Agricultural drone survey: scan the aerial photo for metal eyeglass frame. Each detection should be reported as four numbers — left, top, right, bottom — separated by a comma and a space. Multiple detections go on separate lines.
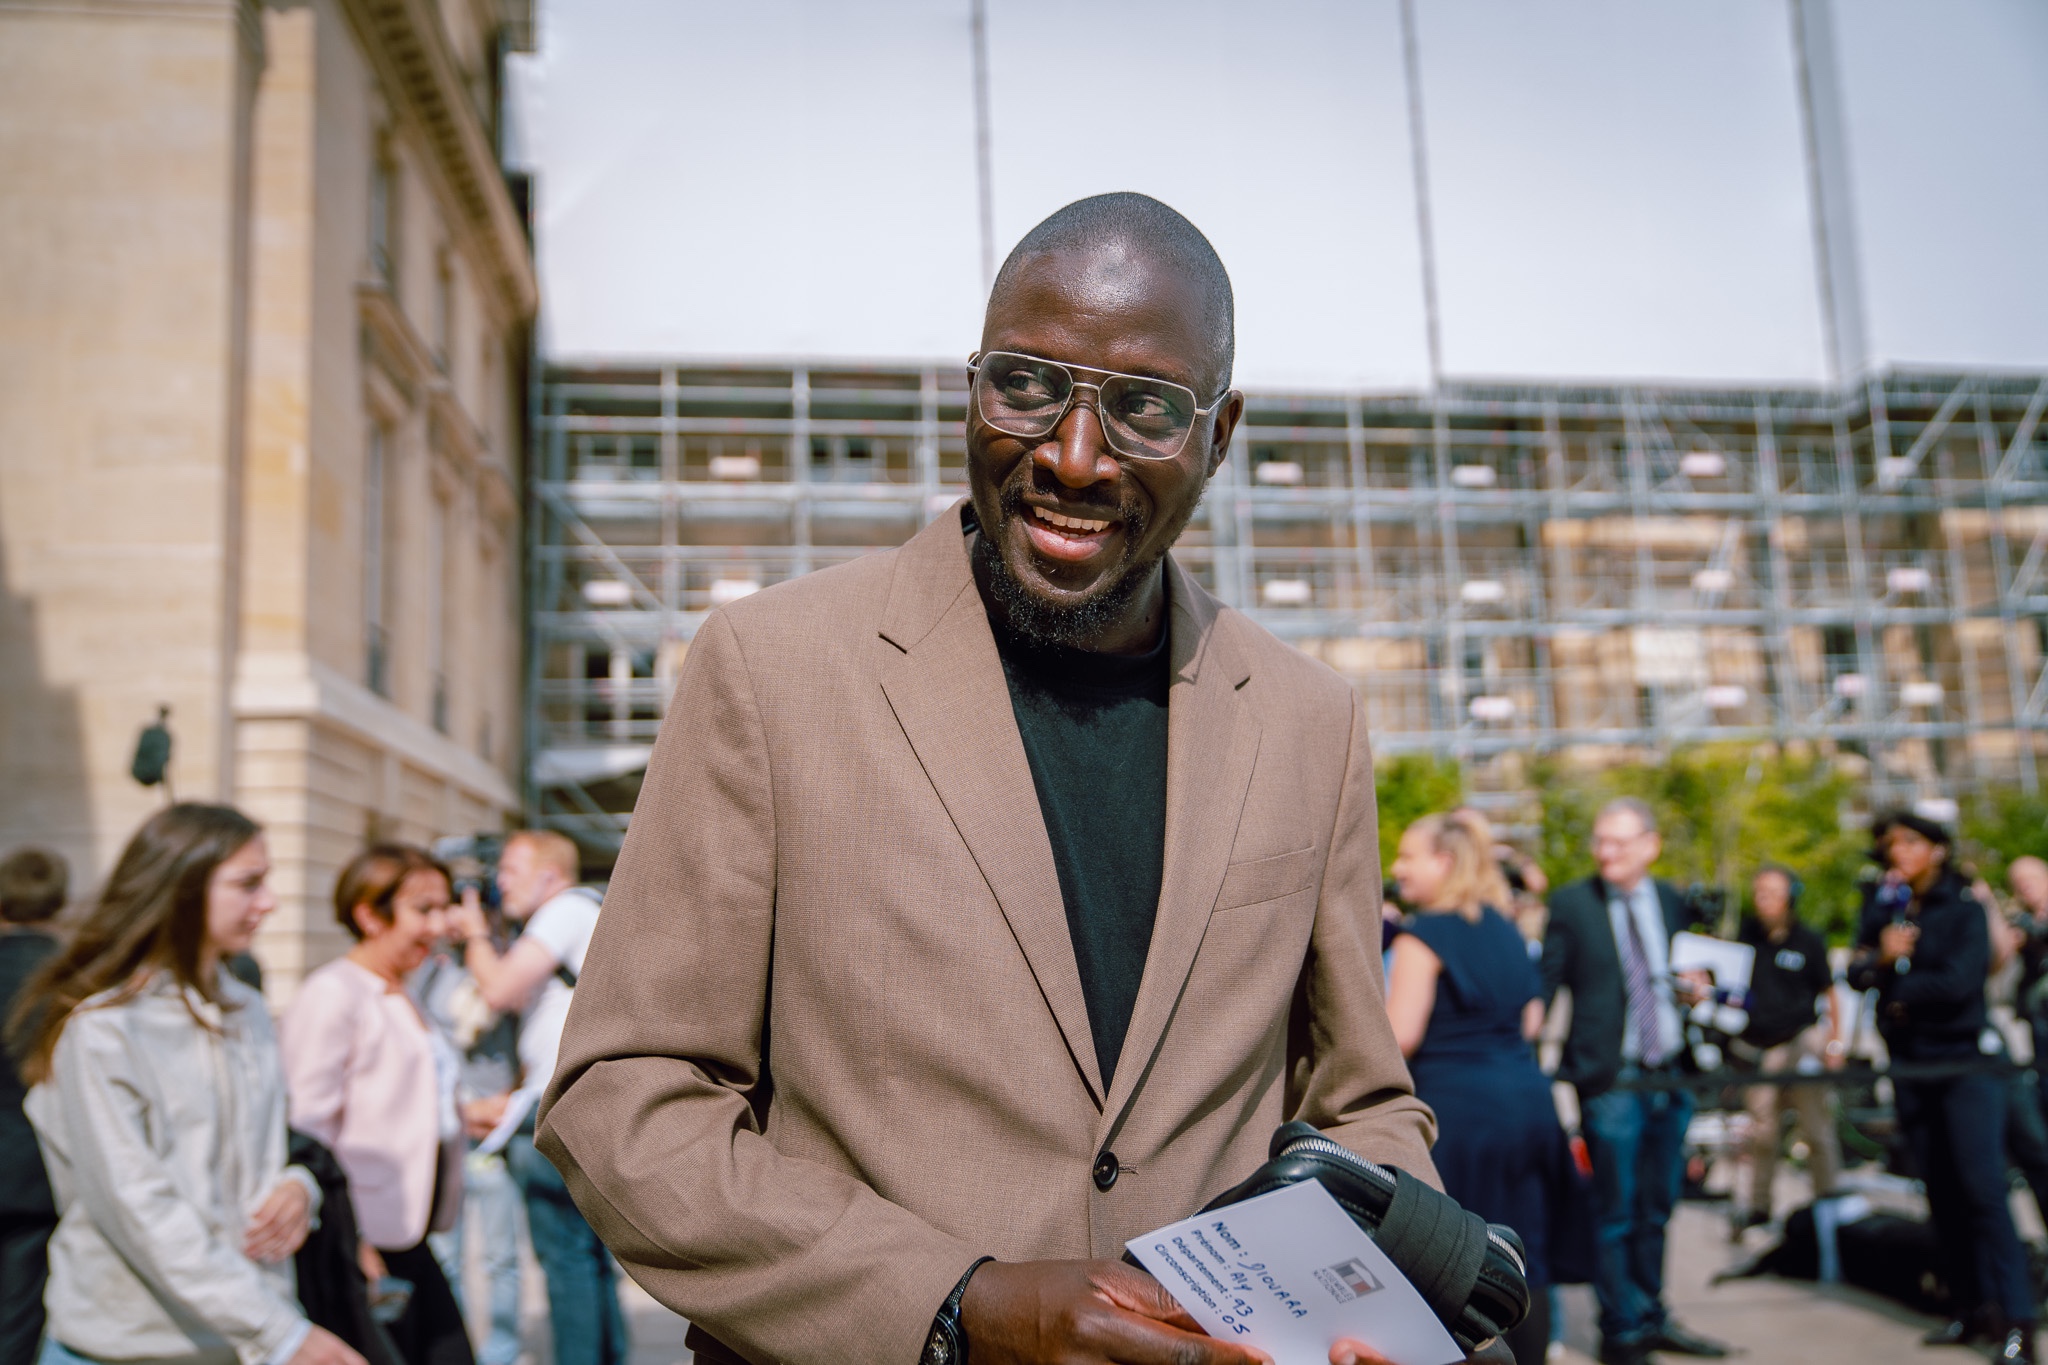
966, 350, 1228, 461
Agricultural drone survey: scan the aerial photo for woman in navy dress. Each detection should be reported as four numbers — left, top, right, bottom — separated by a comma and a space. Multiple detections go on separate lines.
1388, 811, 1572, 1365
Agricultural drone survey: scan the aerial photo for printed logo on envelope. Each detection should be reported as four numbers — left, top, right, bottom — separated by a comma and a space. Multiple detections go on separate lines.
1315, 1258, 1384, 1304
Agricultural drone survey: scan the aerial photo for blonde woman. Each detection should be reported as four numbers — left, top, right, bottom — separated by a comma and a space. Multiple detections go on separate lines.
1387, 812, 1568, 1365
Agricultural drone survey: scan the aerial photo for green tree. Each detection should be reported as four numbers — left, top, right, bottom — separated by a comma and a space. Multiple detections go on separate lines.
1530, 745, 1866, 941
1961, 787, 2048, 887
1374, 753, 1463, 874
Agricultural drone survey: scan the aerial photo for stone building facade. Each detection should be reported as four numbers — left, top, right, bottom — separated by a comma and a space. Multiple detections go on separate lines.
0, 0, 534, 996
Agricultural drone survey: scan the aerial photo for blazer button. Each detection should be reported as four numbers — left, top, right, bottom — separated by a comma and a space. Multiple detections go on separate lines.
1093, 1151, 1119, 1191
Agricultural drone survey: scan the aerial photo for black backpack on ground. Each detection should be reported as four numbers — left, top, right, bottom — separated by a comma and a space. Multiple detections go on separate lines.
1718, 1200, 1950, 1315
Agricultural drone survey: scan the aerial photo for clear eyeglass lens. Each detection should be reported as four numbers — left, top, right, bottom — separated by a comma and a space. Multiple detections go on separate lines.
977, 354, 1072, 435
1099, 376, 1196, 456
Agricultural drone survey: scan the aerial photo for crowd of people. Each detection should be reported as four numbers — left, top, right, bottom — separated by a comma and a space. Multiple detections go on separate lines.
0, 813, 622, 1365
11, 789, 2048, 1365
1382, 795, 2048, 1365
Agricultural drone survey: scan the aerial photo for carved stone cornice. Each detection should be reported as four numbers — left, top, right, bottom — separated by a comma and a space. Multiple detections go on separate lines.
342, 0, 537, 322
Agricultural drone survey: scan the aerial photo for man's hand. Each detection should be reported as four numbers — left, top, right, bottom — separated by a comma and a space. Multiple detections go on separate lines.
358, 1239, 387, 1287
285, 1326, 368, 1365
960, 1259, 1271, 1365
1672, 968, 1713, 1007
450, 887, 491, 943
1878, 922, 1918, 966
243, 1177, 312, 1263
462, 1092, 512, 1140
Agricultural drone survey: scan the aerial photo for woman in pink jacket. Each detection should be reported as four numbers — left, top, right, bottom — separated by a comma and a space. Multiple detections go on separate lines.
282, 845, 471, 1365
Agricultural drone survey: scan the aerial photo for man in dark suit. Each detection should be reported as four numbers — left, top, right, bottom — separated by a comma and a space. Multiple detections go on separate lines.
1541, 800, 1725, 1365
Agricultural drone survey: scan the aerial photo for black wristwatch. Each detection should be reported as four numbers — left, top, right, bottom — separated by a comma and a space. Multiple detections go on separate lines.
921, 1257, 994, 1365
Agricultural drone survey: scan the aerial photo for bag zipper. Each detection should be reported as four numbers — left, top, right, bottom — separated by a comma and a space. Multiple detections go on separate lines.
1278, 1133, 1529, 1279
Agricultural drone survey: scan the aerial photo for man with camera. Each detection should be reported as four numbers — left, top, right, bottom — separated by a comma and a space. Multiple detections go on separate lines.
1540, 799, 1726, 1365
453, 830, 625, 1365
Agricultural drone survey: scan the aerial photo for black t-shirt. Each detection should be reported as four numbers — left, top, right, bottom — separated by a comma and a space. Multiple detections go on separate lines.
994, 622, 1170, 1088
1738, 918, 1833, 1049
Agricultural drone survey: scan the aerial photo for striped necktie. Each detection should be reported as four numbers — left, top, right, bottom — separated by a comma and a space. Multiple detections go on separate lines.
1618, 893, 1668, 1067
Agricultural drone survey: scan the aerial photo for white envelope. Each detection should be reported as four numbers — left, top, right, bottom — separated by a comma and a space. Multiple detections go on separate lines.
1127, 1179, 1465, 1365
1669, 931, 1755, 993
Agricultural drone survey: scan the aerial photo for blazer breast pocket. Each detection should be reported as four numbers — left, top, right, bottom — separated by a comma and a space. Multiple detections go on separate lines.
1213, 845, 1319, 913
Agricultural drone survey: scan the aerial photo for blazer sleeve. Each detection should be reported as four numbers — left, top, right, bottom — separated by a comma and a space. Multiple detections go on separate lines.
1540, 894, 1577, 1008
51, 1014, 307, 1365
536, 610, 975, 1365
1289, 688, 1441, 1185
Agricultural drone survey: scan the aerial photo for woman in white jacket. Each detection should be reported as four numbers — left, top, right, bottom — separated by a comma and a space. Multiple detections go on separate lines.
11, 803, 363, 1365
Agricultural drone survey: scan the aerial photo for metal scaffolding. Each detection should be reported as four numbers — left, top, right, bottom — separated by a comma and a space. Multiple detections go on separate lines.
528, 363, 2048, 859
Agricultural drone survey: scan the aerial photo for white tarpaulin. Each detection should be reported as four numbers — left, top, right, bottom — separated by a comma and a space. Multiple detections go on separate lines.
506, 0, 2048, 387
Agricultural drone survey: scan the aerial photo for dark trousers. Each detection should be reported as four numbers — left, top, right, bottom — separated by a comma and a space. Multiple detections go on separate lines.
376, 1240, 476, 1365
0, 1214, 54, 1365
507, 1135, 627, 1365
1580, 1077, 1693, 1347
2006, 1067, 2048, 1225
1896, 1070, 2036, 1326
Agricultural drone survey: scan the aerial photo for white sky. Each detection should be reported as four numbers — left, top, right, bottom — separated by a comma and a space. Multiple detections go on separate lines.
506, 0, 2048, 391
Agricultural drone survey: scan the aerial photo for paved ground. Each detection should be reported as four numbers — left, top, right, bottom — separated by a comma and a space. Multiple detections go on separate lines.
1550, 1198, 1951, 1364
476, 1172, 2026, 1365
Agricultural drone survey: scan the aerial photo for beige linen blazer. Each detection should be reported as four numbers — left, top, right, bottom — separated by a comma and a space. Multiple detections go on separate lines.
539, 505, 1437, 1365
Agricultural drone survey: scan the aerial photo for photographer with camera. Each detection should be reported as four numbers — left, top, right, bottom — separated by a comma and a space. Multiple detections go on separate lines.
1540, 799, 1726, 1365
1848, 811, 2034, 1362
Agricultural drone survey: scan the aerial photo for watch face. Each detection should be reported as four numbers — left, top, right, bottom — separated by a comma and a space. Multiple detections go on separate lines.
923, 1326, 954, 1365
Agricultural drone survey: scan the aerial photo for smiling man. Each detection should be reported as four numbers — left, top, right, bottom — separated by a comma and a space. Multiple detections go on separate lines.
537, 194, 1439, 1365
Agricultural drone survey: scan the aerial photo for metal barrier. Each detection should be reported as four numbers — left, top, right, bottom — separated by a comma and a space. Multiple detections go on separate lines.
1601, 1056, 2018, 1093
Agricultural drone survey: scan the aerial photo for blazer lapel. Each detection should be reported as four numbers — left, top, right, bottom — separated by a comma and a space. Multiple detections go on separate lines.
876, 511, 1105, 1104
1098, 559, 1260, 1140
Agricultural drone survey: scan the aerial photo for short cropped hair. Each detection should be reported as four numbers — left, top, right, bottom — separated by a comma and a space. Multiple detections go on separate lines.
991, 192, 1236, 394
505, 829, 580, 882
333, 843, 451, 940
0, 847, 68, 924
1595, 797, 1659, 835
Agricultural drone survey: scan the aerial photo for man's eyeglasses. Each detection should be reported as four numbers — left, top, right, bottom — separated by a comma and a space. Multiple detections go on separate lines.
967, 351, 1226, 462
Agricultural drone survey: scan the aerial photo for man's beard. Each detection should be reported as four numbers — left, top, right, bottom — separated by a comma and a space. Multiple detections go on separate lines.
972, 480, 1163, 650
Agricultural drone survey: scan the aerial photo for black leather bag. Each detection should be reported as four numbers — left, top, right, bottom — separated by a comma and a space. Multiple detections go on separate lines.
1198, 1122, 1531, 1356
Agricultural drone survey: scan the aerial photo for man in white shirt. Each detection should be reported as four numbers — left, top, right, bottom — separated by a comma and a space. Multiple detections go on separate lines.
1540, 799, 1723, 1365
454, 830, 623, 1365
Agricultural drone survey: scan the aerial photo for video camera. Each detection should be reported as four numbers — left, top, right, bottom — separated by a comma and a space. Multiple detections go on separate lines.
1678, 882, 1727, 932
432, 832, 505, 912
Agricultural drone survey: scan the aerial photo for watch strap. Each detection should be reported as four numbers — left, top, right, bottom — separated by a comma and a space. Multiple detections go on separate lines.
922, 1256, 994, 1365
